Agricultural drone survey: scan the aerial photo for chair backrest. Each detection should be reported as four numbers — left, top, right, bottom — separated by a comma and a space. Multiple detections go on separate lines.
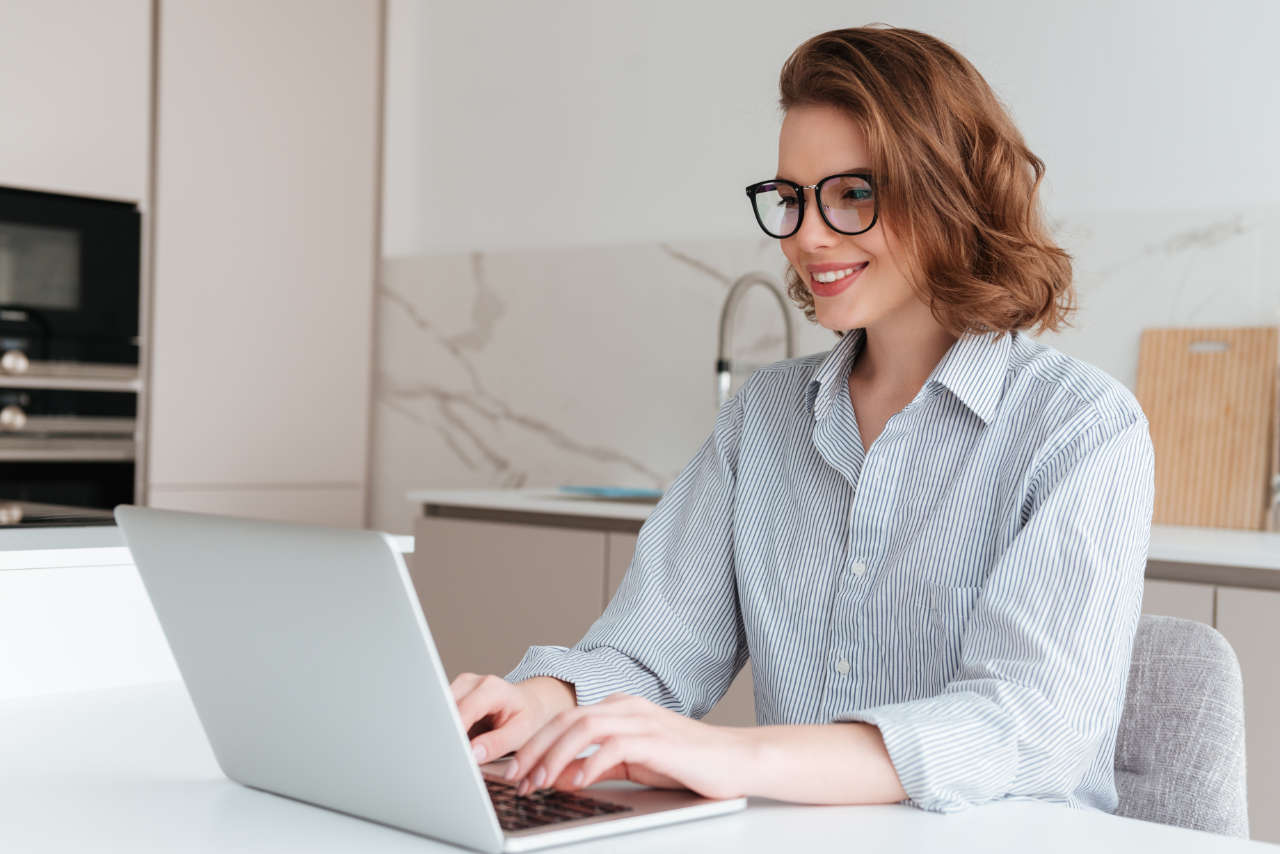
1113, 614, 1248, 838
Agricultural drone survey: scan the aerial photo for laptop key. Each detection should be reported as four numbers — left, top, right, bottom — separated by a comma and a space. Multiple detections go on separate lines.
485, 779, 632, 831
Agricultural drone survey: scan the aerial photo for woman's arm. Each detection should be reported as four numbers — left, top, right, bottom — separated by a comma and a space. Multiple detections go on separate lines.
500, 692, 907, 802
746, 722, 908, 804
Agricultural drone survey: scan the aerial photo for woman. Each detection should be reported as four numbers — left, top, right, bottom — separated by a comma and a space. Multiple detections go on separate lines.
448, 25, 1154, 813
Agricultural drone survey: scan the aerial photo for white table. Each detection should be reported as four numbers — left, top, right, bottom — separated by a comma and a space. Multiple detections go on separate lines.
1, 681, 1272, 853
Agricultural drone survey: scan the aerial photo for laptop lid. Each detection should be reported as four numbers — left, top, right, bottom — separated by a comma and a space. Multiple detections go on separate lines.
115, 505, 505, 854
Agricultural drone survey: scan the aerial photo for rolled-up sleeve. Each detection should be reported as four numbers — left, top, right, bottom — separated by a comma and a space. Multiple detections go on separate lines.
504, 380, 750, 720
837, 412, 1156, 813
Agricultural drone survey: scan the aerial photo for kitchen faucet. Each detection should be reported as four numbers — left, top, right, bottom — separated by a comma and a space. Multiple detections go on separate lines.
716, 272, 795, 407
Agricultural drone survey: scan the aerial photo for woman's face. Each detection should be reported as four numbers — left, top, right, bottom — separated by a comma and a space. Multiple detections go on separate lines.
777, 103, 919, 333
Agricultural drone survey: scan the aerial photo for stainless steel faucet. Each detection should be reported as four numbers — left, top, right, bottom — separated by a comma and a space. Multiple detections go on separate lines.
716, 272, 795, 407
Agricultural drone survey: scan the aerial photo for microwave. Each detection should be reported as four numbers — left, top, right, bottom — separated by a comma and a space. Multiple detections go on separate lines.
0, 185, 140, 366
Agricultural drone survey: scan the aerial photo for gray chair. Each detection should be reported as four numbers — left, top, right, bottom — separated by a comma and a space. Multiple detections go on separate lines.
1113, 614, 1249, 838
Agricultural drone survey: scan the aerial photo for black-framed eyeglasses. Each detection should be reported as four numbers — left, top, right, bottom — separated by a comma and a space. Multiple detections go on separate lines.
744, 172, 878, 239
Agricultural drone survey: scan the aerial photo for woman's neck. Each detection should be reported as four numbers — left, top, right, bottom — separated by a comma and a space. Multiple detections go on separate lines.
851, 307, 959, 399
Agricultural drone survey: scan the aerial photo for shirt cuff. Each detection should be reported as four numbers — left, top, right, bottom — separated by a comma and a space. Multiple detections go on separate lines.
504, 644, 672, 708
835, 692, 1019, 813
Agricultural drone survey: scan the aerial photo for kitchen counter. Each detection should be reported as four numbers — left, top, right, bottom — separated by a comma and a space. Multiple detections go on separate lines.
0, 522, 413, 572
410, 488, 1280, 587
0, 524, 130, 571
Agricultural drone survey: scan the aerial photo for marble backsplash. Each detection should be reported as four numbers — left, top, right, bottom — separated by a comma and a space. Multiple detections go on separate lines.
370, 208, 1280, 533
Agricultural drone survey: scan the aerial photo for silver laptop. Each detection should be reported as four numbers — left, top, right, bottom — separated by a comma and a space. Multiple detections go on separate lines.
115, 505, 746, 853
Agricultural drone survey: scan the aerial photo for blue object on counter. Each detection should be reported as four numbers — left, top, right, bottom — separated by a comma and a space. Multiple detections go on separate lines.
557, 485, 664, 500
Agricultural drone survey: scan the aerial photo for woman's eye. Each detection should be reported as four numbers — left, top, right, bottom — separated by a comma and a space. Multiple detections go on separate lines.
778, 196, 799, 208
844, 188, 873, 201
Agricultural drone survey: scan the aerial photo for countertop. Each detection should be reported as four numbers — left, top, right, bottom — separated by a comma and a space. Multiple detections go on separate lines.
410, 488, 1280, 578
0, 524, 413, 572
0, 524, 130, 571
410, 487, 655, 522
1, 679, 1269, 853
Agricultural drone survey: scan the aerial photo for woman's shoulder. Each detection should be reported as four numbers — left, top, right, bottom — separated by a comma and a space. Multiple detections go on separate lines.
751, 350, 830, 381
1004, 331, 1147, 432
728, 350, 829, 403
999, 333, 1152, 483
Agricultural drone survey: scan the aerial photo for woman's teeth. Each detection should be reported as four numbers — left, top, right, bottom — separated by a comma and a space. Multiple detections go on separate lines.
813, 265, 862, 283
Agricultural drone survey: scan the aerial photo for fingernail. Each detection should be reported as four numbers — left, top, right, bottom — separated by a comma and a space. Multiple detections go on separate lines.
531, 766, 546, 788
472, 744, 486, 763
573, 771, 584, 787
503, 760, 519, 781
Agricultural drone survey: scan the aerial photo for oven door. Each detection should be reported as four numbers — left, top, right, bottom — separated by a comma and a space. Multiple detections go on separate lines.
0, 461, 133, 509
0, 185, 140, 366
0, 385, 136, 509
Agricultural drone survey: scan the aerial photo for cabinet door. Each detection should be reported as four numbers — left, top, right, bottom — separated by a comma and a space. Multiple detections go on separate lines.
148, 0, 380, 521
606, 530, 755, 726
0, 0, 150, 201
410, 516, 606, 680
1216, 587, 1280, 843
1141, 579, 1215, 625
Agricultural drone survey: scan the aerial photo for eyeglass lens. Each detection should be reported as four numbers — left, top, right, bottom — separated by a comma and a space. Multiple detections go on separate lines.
751, 175, 874, 238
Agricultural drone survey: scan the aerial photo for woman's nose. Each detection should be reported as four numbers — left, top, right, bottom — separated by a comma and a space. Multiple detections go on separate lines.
793, 188, 837, 249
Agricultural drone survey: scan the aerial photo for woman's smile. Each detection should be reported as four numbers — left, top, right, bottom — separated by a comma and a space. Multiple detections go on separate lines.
809, 261, 868, 297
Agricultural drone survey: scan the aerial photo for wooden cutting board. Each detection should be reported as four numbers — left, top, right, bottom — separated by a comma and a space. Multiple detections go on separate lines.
1135, 326, 1279, 531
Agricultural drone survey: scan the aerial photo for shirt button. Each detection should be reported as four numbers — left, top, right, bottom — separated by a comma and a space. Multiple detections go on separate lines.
835, 658, 851, 675
850, 560, 867, 577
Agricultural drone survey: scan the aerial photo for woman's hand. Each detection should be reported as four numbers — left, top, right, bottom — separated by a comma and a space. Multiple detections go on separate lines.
503, 693, 756, 801
450, 673, 576, 765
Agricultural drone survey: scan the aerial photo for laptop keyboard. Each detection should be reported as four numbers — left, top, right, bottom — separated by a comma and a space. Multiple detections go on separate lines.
485, 778, 633, 831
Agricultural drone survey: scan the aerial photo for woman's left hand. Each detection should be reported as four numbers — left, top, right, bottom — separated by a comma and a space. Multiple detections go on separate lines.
502, 693, 755, 801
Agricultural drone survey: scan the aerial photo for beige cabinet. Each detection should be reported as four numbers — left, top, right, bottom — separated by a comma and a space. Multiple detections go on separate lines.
146, 0, 381, 524
410, 516, 606, 680
415, 515, 756, 725
0, 0, 151, 201
1141, 579, 1215, 625
1215, 587, 1280, 844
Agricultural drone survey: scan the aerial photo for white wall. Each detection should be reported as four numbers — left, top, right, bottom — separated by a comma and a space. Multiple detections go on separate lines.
383, 0, 1280, 256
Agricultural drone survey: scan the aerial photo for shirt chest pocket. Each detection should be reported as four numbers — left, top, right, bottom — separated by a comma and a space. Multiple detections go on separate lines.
876, 581, 982, 699
925, 582, 982, 685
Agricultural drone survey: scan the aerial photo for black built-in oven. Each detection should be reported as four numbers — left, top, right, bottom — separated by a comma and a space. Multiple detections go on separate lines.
0, 186, 141, 510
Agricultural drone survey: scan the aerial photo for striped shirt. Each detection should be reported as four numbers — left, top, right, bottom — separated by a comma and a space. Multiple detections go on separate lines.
505, 326, 1155, 814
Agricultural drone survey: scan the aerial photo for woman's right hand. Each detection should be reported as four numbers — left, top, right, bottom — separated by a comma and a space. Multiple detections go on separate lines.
449, 673, 577, 766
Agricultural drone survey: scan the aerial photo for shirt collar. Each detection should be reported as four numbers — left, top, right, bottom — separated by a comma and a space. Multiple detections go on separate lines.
807, 327, 1013, 425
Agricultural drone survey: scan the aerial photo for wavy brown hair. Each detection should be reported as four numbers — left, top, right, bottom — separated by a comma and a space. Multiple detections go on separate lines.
778, 26, 1075, 337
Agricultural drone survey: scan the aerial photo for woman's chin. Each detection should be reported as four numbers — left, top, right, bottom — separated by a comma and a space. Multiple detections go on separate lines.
813, 301, 863, 333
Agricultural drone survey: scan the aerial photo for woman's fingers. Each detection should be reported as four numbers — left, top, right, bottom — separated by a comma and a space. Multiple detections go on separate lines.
551, 754, 627, 789
551, 734, 686, 792
512, 707, 645, 795
574, 734, 645, 789
471, 710, 538, 765
448, 672, 484, 702
454, 674, 548, 764
454, 675, 514, 733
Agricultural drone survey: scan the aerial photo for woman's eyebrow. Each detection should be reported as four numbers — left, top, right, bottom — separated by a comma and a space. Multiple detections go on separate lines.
773, 166, 872, 181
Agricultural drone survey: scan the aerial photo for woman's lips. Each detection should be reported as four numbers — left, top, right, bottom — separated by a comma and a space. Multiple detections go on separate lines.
810, 262, 868, 297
